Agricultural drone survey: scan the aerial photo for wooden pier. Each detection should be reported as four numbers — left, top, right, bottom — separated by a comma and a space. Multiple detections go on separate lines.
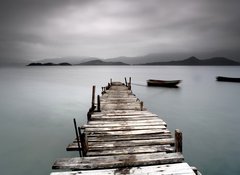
51, 79, 199, 175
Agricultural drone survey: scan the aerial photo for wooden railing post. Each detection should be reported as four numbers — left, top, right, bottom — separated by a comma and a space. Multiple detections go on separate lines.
125, 77, 128, 86
73, 118, 82, 157
97, 95, 101, 112
175, 129, 183, 153
140, 101, 143, 111
91, 85, 96, 110
78, 127, 88, 157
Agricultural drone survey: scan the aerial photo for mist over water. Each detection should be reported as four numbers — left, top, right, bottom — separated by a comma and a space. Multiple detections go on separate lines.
0, 66, 240, 175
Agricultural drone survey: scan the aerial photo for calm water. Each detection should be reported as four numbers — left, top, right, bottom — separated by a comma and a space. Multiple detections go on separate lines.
0, 66, 240, 175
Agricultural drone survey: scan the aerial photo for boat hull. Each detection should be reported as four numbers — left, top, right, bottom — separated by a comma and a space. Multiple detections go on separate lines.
147, 79, 181, 87
216, 76, 240, 83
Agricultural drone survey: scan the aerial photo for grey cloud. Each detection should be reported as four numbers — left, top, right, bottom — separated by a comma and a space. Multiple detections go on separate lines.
0, 0, 240, 65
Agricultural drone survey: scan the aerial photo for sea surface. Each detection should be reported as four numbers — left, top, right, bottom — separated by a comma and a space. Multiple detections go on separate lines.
0, 66, 240, 175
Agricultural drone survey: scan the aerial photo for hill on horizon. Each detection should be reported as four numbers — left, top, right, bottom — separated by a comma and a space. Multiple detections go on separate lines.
142, 56, 240, 65
78, 59, 128, 65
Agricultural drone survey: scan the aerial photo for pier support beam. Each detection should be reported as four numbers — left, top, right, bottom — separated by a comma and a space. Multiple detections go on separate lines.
73, 118, 82, 157
91, 85, 96, 111
78, 127, 88, 157
175, 129, 183, 153
140, 101, 144, 111
97, 95, 101, 112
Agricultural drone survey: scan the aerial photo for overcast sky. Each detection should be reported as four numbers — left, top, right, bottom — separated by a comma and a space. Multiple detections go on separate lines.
1, 0, 240, 64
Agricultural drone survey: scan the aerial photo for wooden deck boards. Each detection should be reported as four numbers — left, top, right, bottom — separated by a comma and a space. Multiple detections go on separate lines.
51, 81, 198, 175
52, 152, 184, 170
51, 163, 195, 175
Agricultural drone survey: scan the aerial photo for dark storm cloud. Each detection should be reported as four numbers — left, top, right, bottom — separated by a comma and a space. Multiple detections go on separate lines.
0, 0, 240, 65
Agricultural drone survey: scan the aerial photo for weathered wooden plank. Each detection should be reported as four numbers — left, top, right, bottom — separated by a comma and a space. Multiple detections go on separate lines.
86, 133, 172, 142
87, 119, 165, 124
85, 129, 171, 136
90, 115, 159, 121
101, 106, 143, 111
91, 113, 157, 117
92, 111, 154, 116
82, 122, 167, 128
100, 98, 138, 103
51, 163, 195, 175
102, 94, 136, 98
90, 117, 161, 121
52, 152, 184, 170
84, 125, 166, 132
68, 138, 175, 151
87, 145, 175, 156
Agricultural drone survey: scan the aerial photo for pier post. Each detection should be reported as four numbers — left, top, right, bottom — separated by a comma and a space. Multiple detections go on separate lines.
91, 85, 96, 110
97, 95, 101, 112
140, 101, 144, 111
73, 118, 82, 157
110, 78, 112, 85
125, 77, 128, 86
87, 109, 92, 121
78, 127, 88, 157
175, 129, 183, 153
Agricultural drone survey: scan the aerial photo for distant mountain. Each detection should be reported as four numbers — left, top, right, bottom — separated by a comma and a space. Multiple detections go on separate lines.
78, 59, 128, 65
142, 56, 240, 66
27, 62, 72, 66
29, 54, 240, 66
37, 56, 100, 64
105, 53, 173, 65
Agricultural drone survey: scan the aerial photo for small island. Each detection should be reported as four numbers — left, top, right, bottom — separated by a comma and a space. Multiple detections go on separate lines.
27, 62, 72, 66
78, 59, 128, 66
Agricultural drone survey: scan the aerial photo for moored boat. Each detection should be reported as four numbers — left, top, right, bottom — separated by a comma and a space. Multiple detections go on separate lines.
147, 79, 181, 87
216, 76, 240, 83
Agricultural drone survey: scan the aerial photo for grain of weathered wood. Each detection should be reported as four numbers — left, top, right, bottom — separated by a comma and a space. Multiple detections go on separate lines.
82, 122, 167, 129
51, 163, 195, 175
90, 115, 159, 121
90, 117, 161, 121
91, 111, 155, 116
68, 138, 174, 151
85, 133, 172, 142
87, 145, 175, 156
52, 152, 184, 170
91, 113, 158, 117
87, 119, 165, 124
85, 129, 171, 136
84, 125, 166, 132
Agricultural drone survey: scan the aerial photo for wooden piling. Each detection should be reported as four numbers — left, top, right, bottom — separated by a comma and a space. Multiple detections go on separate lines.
140, 101, 144, 111
97, 95, 101, 112
125, 77, 128, 86
78, 127, 87, 157
91, 85, 96, 110
110, 78, 112, 85
73, 118, 82, 157
191, 166, 198, 175
175, 129, 183, 153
